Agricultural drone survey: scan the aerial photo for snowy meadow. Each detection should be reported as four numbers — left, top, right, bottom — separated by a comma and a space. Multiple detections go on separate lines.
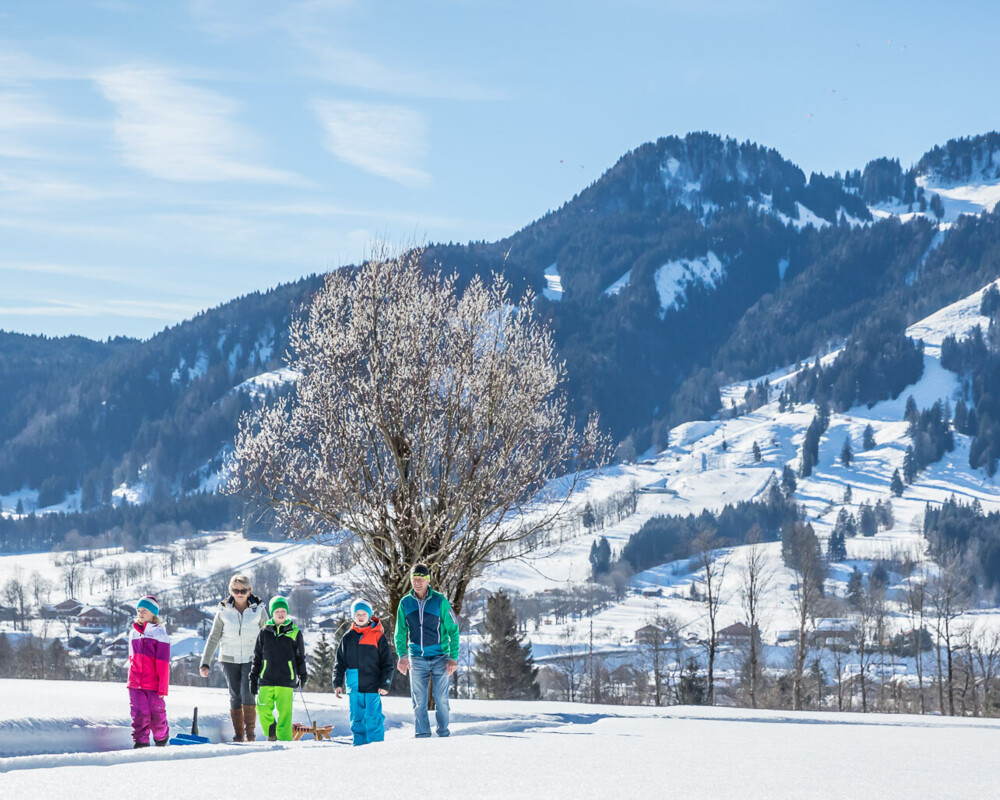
1, 679, 997, 799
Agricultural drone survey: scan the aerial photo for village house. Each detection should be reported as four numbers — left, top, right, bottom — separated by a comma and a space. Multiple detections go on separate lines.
105, 636, 129, 657
634, 623, 671, 644
76, 606, 111, 632
717, 622, 757, 647
810, 618, 855, 648
50, 598, 84, 620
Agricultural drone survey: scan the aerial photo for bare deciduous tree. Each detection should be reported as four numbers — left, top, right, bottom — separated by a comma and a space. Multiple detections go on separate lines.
228, 246, 608, 617
29, 571, 51, 610
3, 576, 27, 631
638, 612, 680, 707
252, 560, 285, 603
738, 524, 772, 709
61, 563, 81, 601
289, 586, 317, 626
902, 555, 928, 713
928, 546, 970, 716
693, 529, 728, 705
782, 522, 826, 711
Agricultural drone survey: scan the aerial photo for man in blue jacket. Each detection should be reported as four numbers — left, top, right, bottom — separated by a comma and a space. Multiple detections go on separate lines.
395, 564, 460, 737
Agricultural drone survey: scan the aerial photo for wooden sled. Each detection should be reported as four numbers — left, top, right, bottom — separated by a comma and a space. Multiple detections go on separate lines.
292, 721, 334, 741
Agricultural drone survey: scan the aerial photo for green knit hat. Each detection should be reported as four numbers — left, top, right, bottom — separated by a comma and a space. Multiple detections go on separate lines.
269, 596, 289, 617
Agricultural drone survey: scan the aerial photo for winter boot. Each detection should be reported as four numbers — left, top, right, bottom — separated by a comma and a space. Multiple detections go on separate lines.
242, 703, 257, 742
133, 741, 149, 749
154, 738, 168, 747
267, 721, 277, 742
230, 706, 246, 742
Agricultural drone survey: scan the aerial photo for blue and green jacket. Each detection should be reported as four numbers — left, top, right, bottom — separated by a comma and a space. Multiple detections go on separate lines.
394, 587, 460, 660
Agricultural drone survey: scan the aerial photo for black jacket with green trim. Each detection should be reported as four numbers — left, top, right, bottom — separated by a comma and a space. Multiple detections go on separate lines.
249, 618, 307, 693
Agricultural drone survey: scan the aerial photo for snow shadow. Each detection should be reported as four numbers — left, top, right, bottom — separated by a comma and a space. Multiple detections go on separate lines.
0, 741, 300, 774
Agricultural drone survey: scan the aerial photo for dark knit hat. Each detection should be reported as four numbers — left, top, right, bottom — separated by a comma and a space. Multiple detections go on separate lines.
410, 563, 432, 579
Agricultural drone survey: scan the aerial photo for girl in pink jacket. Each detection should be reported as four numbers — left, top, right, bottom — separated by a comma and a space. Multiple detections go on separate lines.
127, 595, 170, 747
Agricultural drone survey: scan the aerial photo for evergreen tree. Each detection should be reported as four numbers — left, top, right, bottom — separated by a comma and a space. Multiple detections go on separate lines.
752, 441, 762, 463
0, 633, 12, 677
472, 591, 539, 700
47, 638, 70, 680
834, 508, 857, 539
841, 437, 853, 467
954, 399, 968, 435
308, 633, 335, 692
870, 562, 889, 591
581, 502, 596, 530
589, 537, 611, 580
903, 446, 918, 483
875, 498, 894, 530
904, 396, 919, 432
842, 484, 853, 504
863, 424, 876, 451
827, 530, 847, 561
890, 469, 905, 497
676, 658, 707, 705
858, 502, 878, 537
929, 192, 944, 220
781, 464, 797, 496
847, 569, 864, 609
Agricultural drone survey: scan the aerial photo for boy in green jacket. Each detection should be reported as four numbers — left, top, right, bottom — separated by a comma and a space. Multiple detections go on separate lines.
249, 596, 307, 741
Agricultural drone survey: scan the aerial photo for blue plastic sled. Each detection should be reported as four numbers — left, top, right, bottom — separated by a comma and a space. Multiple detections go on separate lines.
169, 706, 211, 745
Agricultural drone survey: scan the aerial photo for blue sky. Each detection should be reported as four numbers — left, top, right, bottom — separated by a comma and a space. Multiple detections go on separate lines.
3, 0, 999, 340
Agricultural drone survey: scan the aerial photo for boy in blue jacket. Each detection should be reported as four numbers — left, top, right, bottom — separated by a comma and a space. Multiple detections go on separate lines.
334, 599, 396, 745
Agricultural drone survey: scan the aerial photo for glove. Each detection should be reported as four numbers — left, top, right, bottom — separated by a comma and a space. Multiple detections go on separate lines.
298, 673, 308, 688
250, 680, 258, 695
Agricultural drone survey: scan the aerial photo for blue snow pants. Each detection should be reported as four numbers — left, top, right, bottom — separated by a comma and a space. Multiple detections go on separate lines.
347, 668, 385, 745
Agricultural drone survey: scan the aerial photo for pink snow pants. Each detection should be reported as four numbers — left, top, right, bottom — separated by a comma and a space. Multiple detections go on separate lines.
129, 688, 169, 744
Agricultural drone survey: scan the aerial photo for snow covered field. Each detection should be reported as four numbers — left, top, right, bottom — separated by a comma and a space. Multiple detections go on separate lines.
1, 679, 997, 799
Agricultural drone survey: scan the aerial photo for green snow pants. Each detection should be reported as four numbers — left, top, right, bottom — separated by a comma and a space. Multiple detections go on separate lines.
257, 685, 294, 741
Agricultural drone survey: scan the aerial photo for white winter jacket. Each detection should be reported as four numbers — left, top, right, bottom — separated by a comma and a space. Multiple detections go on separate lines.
200, 594, 268, 666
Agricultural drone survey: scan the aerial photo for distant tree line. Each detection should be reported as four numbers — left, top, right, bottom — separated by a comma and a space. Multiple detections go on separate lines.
0, 493, 253, 553
940, 291, 1000, 475
619, 480, 799, 574
789, 316, 924, 411
924, 497, 1000, 590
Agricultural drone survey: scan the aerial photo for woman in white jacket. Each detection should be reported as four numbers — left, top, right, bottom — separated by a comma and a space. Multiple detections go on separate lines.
199, 574, 268, 741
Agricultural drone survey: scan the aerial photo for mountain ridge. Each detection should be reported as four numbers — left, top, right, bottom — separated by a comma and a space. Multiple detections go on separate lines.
5, 130, 1000, 527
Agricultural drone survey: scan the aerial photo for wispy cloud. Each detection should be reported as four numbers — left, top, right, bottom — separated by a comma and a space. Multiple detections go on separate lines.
298, 40, 502, 101
0, 172, 131, 205
0, 92, 65, 128
312, 98, 430, 188
187, 0, 353, 39
0, 45, 81, 84
185, 1, 499, 101
0, 91, 95, 160
0, 297, 204, 321
95, 66, 305, 184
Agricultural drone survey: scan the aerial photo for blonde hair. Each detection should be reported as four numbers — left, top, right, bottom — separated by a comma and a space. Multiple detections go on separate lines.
230, 574, 252, 593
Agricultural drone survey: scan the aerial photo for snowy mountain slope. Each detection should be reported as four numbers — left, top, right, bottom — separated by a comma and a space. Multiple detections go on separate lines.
3, 679, 999, 799
2, 281, 1000, 678
478, 278, 1000, 652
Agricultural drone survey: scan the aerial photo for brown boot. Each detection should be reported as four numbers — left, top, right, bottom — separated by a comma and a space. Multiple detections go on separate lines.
242, 704, 257, 742
230, 707, 245, 742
